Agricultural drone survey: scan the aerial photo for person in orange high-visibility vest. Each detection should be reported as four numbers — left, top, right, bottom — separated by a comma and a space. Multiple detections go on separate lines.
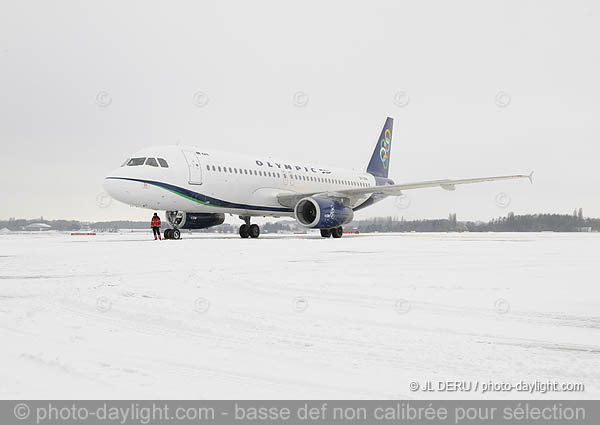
151, 213, 162, 240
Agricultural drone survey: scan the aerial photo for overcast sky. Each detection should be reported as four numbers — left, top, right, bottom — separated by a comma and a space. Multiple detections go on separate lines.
1, 0, 599, 222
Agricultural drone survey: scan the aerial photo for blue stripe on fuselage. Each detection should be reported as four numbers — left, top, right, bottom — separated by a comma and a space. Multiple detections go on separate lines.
105, 177, 294, 213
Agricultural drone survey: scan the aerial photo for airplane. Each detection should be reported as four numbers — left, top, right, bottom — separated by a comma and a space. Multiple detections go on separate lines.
103, 117, 532, 239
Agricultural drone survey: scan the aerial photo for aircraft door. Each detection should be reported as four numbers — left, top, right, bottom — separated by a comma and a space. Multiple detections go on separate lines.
182, 150, 203, 185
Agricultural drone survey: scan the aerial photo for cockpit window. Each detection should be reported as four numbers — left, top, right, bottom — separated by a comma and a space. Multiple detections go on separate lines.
121, 158, 130, 167
127, 157, 146, 166
145, 158, 159, 167
157, 158, 169, 168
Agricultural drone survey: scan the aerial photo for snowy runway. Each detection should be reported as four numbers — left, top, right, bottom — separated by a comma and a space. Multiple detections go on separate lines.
1, 232, 599, 399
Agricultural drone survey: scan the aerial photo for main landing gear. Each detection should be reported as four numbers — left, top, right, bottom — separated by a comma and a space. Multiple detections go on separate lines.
164, 228, 181, 240
239, 216, 260, 239
320, 227, 344, 238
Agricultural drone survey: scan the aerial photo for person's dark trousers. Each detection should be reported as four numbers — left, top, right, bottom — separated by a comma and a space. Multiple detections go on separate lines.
152, 227, 161, 240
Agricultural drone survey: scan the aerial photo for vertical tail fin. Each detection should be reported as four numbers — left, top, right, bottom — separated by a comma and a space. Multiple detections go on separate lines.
366, 117, 393, 178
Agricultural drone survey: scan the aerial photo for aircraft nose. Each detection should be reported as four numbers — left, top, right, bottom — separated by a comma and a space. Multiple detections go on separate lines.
103, 175, 128, 203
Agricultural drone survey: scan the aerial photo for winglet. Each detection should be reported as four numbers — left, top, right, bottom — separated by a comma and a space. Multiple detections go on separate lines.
528, 171, 534, 184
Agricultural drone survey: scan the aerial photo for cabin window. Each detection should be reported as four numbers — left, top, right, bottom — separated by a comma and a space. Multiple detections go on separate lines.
127, 158, 146, 166
218, 166, 222, 172
206, 165, 211, 171
229, 167, 233, 173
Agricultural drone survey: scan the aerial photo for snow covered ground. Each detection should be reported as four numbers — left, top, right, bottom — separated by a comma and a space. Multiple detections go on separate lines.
1, 231, 599, 399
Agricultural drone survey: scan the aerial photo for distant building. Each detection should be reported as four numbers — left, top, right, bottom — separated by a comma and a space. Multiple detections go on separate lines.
23, 223, 52, 231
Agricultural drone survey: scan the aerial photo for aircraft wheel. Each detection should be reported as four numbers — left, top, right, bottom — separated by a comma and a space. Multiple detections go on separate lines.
331, 227, 343, 238
172, 229, 181, 240
320, 229, 332, 238
164, 229, 172, 239
239, 224, 250, 238
249, 224, 260, 238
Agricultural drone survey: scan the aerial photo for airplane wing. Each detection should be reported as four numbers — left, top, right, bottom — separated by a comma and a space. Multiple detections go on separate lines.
276, 172, 533, 208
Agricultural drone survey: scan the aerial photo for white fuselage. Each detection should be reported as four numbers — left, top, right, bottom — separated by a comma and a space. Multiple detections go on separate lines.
104, 145, 378, 217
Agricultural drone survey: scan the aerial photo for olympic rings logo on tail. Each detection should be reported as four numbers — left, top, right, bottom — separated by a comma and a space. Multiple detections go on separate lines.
379, 128, 391, 169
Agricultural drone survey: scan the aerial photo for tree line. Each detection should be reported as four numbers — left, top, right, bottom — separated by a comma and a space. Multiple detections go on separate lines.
1, 210, 597, 233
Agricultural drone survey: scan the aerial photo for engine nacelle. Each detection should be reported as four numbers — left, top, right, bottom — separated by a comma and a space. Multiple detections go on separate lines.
166, 211, 225, 230
294, 197, 354, 229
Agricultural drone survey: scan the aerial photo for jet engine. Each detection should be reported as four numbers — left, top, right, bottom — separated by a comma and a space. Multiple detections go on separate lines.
294, 197, 354, 229
166, 211, 225, 229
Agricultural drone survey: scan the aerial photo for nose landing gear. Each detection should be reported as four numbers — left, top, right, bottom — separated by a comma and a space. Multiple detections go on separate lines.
164, 228, 181, 240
